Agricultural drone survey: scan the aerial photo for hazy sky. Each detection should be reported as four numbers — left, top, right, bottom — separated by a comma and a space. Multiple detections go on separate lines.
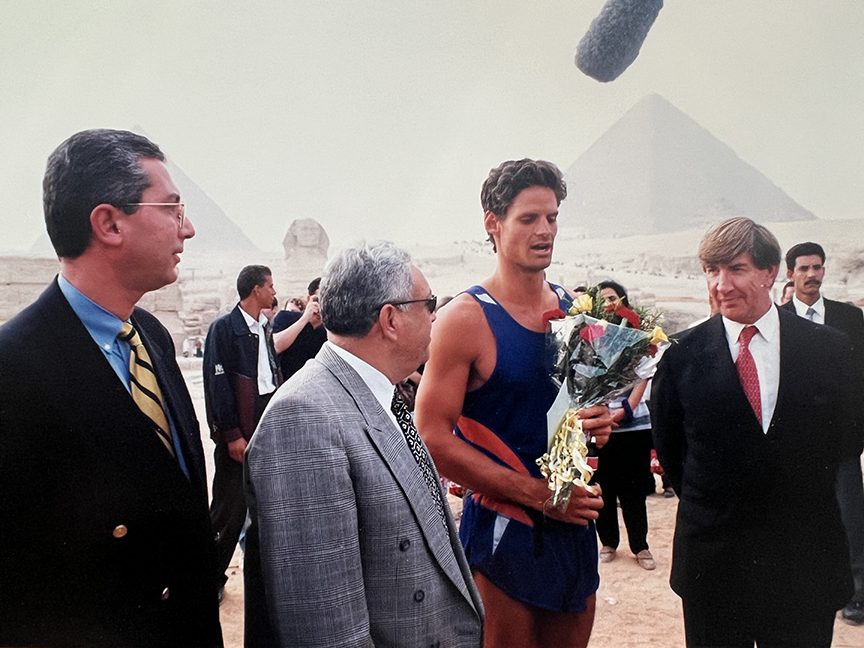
2, 0, 862, 254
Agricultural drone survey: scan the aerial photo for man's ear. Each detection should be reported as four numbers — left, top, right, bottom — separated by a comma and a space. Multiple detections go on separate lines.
484, 210, 502, 252
786, 267, 794, 280
483, 210, 500, 239
377, 304, 399, 342
89, 204, 125, 247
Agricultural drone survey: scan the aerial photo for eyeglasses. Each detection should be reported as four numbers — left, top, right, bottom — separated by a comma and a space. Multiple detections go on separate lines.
380, 295, 437, 314
126, 202, 186, 229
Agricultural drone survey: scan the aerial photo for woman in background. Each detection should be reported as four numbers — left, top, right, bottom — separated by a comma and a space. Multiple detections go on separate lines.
593, 281, 657, 570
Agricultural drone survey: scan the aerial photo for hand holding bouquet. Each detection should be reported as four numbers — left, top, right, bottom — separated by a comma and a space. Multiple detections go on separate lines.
537, 288, 670, 511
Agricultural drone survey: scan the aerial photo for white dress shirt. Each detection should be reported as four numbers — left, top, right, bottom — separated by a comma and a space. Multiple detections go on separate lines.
722, 306, 781, 433
328, 342, 400, 430
240, 307, 277, 395
791, 294, 825, 324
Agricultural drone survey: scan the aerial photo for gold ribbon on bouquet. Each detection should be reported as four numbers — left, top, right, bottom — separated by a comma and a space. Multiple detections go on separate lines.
536, 408, 598, 512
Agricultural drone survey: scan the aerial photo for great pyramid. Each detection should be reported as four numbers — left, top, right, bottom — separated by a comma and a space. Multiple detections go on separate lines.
162, 158, 260, 256
559, 93, 816, 238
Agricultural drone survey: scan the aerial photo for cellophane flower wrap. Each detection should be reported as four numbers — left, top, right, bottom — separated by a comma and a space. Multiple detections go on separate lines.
537, 291, 670, 511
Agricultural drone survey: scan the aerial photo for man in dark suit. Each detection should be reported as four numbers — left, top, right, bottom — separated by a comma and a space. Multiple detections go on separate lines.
782, 241, 864, 626
203, 264, 280, 596
0, 129, 223, 647
244, 243, 483, 647
651, 217, 860, 647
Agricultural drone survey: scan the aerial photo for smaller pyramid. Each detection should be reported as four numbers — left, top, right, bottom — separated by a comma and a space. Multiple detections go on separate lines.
30, 145, 261, 257
559, 93, 815, 237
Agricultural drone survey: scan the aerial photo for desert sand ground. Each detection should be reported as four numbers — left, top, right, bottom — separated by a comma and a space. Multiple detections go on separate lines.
180, 362, 863, 648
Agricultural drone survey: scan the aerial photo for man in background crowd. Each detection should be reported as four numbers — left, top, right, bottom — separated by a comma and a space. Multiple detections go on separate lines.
203, 265, 280, 601
273, 276, 327, 381
782, 241, 864, 626
0, 129, 222, 647
778, 280, 795, 305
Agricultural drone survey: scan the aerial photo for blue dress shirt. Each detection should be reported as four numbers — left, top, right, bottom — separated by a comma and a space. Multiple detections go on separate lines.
58, 275, 189, 477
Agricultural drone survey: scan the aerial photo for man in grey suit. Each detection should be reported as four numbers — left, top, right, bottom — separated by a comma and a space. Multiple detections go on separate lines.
244, 242, 484, 647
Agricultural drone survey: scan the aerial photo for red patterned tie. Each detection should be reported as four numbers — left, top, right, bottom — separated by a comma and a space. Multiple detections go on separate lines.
736, 325, 762, 424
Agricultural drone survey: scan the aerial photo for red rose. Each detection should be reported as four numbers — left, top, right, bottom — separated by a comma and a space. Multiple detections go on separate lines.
579, 324, 606, 343
542, 309, 567, 328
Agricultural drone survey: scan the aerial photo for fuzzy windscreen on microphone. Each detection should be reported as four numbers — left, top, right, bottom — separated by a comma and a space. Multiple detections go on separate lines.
575, 0, 664, 83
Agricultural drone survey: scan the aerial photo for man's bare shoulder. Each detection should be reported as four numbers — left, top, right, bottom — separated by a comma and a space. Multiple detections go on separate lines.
438, 291, 483, 321
433, 293, 488, 345
429, 291, 496, 385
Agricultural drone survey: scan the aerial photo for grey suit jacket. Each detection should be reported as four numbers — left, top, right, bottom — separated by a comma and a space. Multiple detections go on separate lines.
245, 344, 483, 648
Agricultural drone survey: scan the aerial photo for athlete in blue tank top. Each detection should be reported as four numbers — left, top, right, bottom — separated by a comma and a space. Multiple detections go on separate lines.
416, 159, 612, 648
455, 284, 600, 612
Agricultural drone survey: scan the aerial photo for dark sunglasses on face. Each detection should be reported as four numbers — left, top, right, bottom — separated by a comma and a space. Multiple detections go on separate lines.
379, 295, 437, 314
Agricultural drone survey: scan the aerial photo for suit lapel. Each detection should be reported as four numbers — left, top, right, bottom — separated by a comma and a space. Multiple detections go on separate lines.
44, 282, 191, 485
133, 311, 207, 490
317, 345, 476, 607
823, 299, 842, 329
695, 315, 765, 432
771, 308, 807, 435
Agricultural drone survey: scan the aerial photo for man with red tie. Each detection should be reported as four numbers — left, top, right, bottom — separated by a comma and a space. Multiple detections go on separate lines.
651, 217, 861, 648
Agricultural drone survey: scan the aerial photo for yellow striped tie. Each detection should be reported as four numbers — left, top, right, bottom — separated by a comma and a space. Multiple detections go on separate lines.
119, 322, 175, 458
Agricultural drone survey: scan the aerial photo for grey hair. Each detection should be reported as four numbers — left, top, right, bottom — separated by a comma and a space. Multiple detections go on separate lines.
320, 242, 414, 337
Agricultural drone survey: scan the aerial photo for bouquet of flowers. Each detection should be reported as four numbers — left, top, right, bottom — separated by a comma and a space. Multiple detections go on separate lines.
537, 287, 670, 511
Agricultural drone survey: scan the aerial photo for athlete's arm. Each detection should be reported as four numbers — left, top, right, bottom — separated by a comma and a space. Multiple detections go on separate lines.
415, 295, 605, 526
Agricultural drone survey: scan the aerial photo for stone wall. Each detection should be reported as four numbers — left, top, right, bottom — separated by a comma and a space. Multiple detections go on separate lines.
0, 257, 60, 323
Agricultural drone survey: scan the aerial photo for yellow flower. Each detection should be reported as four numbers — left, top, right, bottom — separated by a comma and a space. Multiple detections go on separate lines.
572, 293, 593, 314
650, 326, 668, 345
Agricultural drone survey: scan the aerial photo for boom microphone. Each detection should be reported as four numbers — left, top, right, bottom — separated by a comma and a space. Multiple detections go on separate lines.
575, 0, 664, 83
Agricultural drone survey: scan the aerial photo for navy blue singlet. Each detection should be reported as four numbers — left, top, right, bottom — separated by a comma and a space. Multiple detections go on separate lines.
455, 284, 600, 613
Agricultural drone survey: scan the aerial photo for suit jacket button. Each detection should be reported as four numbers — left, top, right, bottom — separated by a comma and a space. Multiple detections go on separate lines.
413, 589, 425, 602
112, 525, 128, 538
161, 587, 170, 601
399, 538, 411, 551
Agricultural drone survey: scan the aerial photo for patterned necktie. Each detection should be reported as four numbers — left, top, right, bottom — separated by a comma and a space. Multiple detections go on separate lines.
390, 389, 447, 528
119, 322, 175, 458
736, 325, 762, 425
263, 321, 280, 385
806, 307, 817, 322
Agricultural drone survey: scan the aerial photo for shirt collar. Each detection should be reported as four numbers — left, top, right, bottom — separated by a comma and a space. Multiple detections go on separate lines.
239, 305, 267, 330
58, 274, 126, 352
327, 342, 395, 415
723, 304, 780, 346
791, 294, 824, 318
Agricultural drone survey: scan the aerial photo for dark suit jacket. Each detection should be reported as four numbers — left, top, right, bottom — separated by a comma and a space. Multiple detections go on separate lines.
782, 297, 864, 377
651, 308, 858, 612
203, 304, 280, 445
783, 298, 864, 456
0, 279, 222, 647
